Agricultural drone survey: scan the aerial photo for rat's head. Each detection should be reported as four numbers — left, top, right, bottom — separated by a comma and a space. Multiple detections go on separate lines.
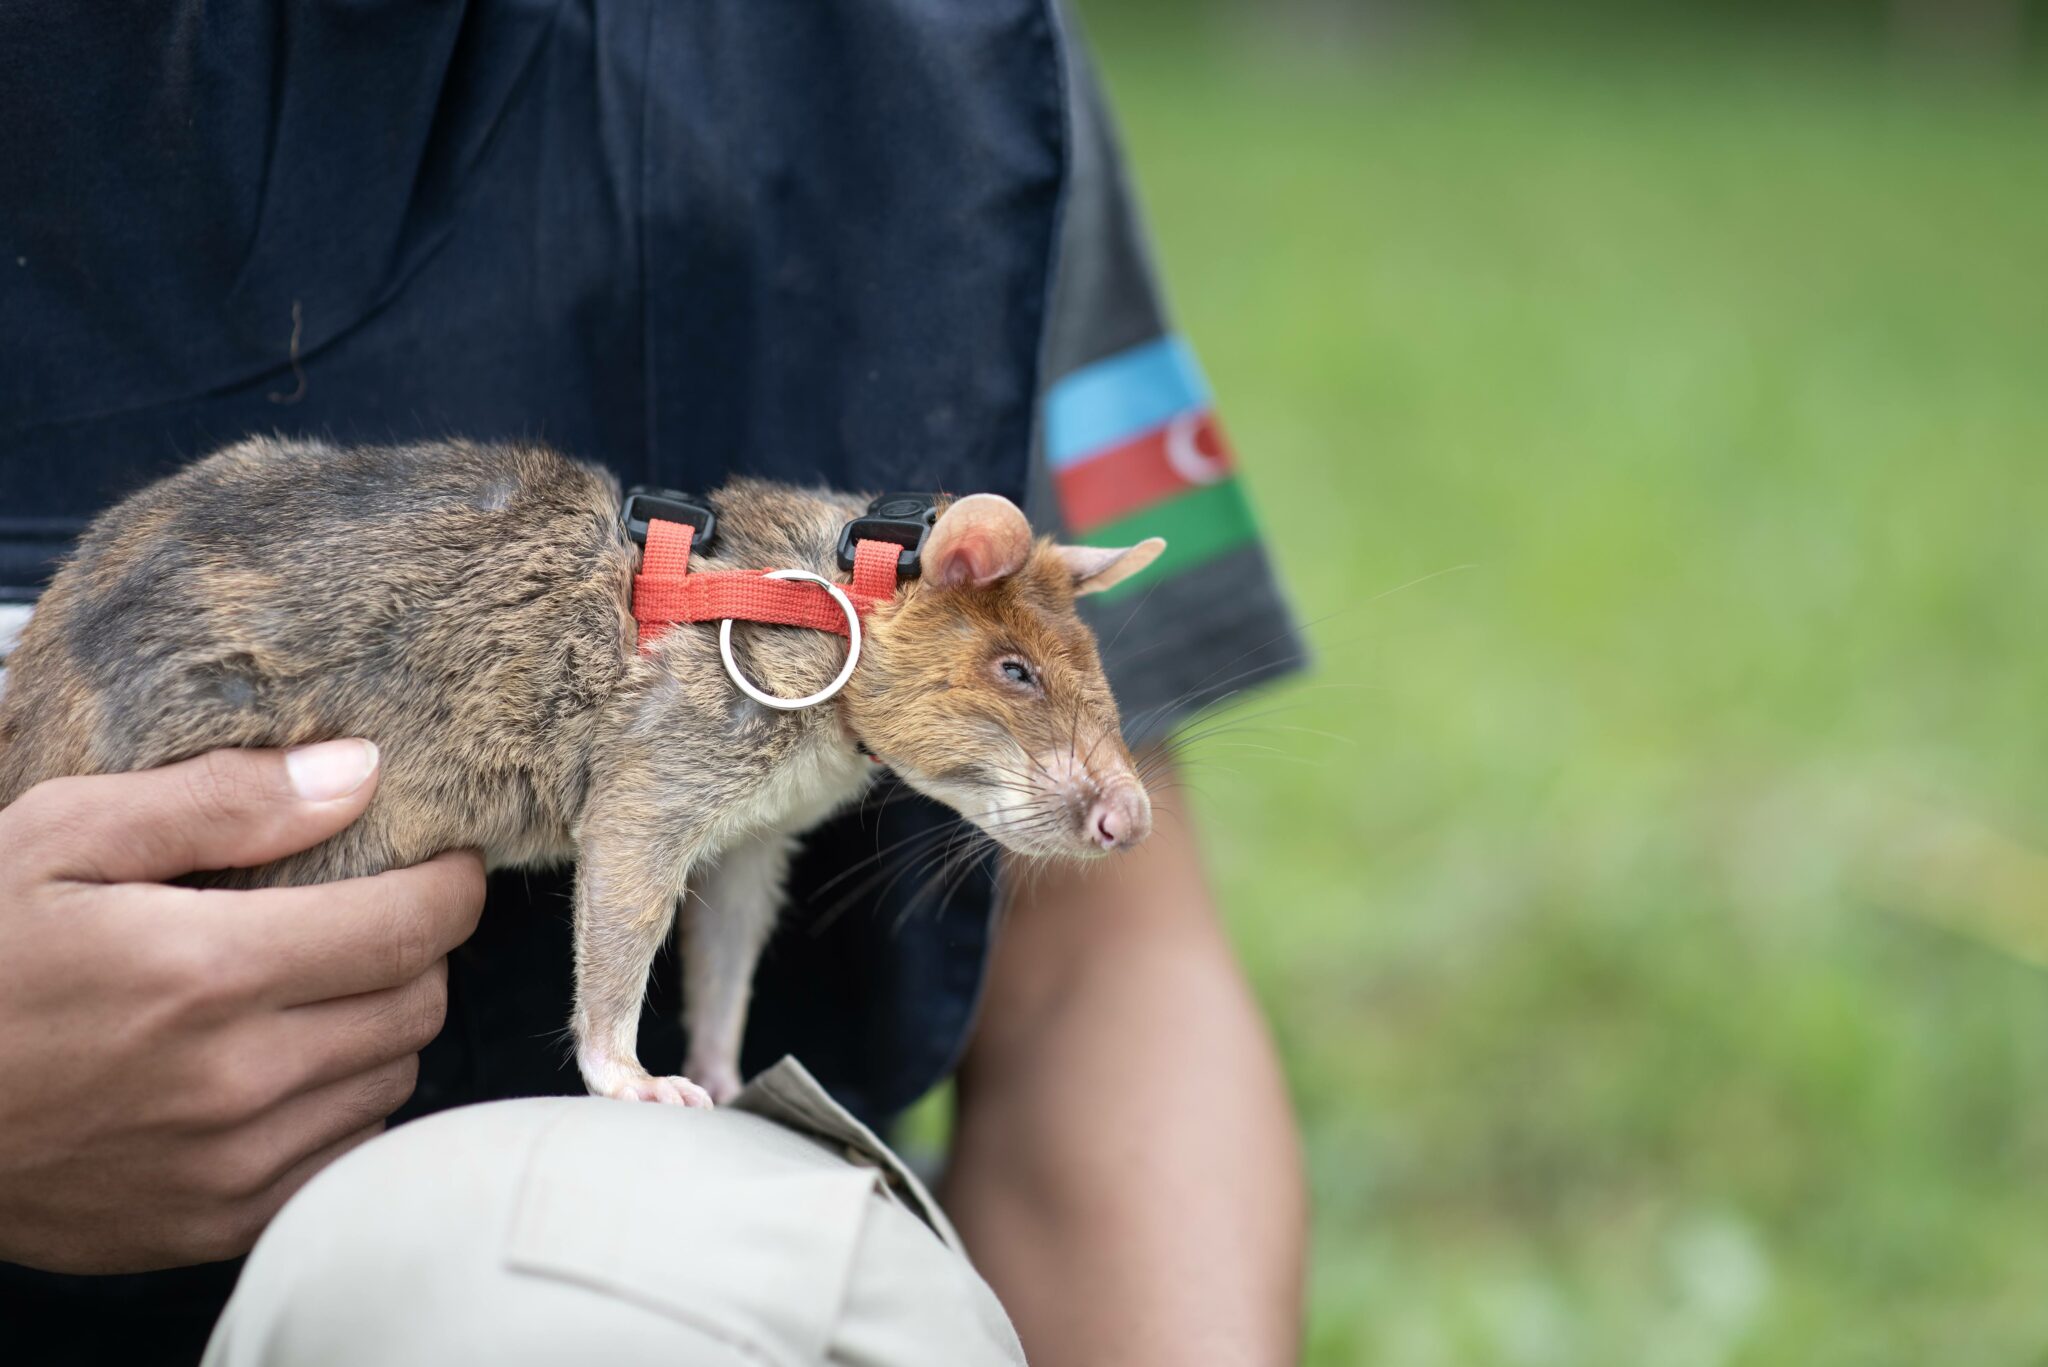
845, 494, 1165, 861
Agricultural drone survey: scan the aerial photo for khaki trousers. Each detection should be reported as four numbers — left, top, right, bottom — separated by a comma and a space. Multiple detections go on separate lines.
203, 1059, 1025, 1366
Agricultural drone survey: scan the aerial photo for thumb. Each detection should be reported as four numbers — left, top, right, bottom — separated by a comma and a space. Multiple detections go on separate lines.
30, 741, 382, 884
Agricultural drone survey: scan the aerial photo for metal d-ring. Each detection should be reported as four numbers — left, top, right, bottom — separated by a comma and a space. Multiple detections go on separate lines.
718, 569, 862, 711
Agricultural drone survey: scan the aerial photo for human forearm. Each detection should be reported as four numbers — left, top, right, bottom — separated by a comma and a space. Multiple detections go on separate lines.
942, 773, 1306, 1365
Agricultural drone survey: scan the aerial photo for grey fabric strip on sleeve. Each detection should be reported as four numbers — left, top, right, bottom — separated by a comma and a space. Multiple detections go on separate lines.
1041, 8, 1170, 379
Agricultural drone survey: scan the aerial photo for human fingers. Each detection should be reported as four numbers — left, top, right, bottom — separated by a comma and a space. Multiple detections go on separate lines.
192, 848, 486, 1006
20, 741, 380, 884
176, 961, 450, 1129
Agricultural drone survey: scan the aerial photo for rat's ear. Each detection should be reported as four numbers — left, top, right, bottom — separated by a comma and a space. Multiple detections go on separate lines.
1056, 538, 1167, 597
925, 494, 1035, 589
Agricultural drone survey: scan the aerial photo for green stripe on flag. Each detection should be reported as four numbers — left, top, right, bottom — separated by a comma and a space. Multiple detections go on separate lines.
1077, 476, 1260, 598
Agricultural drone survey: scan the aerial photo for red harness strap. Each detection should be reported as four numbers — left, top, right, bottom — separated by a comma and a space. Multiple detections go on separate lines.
631, 518, 905, 651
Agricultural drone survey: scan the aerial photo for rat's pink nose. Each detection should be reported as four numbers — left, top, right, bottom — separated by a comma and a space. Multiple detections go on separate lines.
1088, 787, 1151, 851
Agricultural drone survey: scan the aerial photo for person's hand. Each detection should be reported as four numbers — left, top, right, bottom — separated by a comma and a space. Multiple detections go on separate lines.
0, 742, 485, 1274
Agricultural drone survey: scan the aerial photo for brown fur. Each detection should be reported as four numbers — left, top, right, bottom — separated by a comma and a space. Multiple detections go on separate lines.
0, 436, 1156, 1102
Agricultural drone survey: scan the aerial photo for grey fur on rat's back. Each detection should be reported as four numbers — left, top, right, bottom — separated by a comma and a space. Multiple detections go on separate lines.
0, 435, 1162, 1106
0, 437, 650, 879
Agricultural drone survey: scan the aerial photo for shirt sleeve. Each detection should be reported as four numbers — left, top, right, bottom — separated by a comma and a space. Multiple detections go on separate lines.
1027, 10, 1310, 746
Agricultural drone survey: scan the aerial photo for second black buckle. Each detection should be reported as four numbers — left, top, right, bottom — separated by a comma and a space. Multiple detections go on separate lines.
837, 492, 939, 578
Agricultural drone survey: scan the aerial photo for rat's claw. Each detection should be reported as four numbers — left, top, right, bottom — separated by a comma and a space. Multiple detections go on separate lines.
636, 1074, 715, 1108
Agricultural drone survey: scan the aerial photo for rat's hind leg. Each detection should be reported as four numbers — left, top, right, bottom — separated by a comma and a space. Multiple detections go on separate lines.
572, 844, 712, 1107
681, 832, 794, 1104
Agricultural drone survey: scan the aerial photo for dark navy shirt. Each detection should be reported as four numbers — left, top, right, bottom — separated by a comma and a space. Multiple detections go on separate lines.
0, 4, 1303, 1361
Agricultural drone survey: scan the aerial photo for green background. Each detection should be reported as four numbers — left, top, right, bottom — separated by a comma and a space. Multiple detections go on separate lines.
1081, 3, 2048, 1362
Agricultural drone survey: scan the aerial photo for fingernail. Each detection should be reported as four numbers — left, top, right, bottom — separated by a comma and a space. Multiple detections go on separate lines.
285, 739, 379, 801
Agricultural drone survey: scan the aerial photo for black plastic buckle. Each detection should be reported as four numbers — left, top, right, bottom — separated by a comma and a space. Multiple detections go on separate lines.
836, 492, 939, 578
622, 486, 717, 550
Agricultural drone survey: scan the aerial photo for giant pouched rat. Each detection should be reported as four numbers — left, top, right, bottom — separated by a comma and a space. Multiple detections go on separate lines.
0, 437, 1164, 1105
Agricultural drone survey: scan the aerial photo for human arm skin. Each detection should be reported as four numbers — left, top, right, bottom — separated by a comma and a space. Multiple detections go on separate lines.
942, 761, 1308, 1365
0, 743, 484, 1273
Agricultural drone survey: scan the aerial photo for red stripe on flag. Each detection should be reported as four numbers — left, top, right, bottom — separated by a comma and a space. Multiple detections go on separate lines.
1053, 409, 1236, 532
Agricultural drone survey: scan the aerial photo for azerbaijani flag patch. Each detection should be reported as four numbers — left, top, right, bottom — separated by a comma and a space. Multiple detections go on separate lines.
1045, 335, 1260, 595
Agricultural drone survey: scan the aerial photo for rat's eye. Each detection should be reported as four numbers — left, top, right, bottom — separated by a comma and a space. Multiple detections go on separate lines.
998, 658, 1038, 689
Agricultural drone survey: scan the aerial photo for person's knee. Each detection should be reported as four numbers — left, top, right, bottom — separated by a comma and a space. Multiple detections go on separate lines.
206, 1096, 1021, 1367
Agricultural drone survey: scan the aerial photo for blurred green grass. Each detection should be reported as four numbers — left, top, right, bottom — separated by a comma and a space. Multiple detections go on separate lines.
1084, 14, 2048, 1365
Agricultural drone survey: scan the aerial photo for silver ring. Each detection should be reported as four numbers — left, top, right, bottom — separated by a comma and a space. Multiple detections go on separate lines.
717, 570, 862, 711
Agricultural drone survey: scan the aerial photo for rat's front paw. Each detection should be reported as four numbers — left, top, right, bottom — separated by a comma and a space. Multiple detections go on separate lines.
579, 1049, 715, 1108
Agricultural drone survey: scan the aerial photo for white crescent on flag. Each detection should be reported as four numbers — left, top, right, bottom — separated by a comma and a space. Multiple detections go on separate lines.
1163, 410, 1227, 486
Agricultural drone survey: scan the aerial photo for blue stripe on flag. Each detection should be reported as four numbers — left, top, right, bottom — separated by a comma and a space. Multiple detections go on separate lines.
1045, 335, 1211, 470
